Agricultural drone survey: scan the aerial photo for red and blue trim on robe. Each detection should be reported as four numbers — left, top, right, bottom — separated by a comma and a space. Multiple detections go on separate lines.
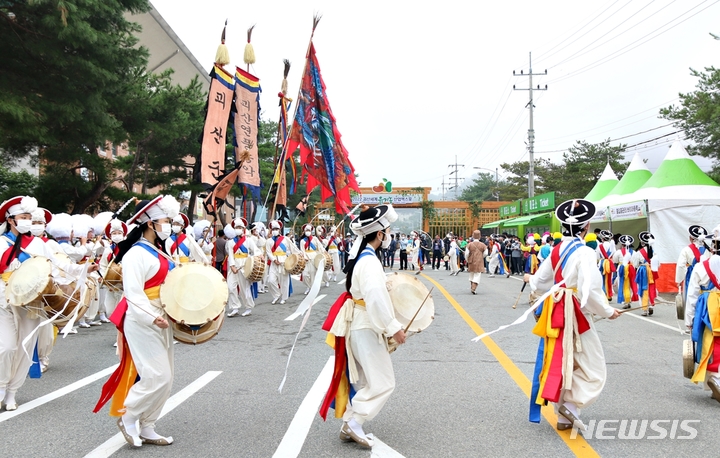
529, 238, 590, 423
93, 243, 174, 416
616, 248, 638, 304
684, 244, 706, 303
635, 247, 657, 307
598, 245, 615, 301
691, 259, 720, 383
169, 233, 190, 258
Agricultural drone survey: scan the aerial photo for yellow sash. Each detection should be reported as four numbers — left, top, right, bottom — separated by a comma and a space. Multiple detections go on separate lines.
1, 272, 11, 283
144, 286, 161, 300
234, 253, 248, 259
692, 291, 720, 383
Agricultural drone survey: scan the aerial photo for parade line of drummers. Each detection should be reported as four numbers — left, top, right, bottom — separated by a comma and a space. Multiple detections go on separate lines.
2, 192, 720, 447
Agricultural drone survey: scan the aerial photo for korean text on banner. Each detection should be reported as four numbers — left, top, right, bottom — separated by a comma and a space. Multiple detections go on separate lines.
200, 65, 234, 186
234, 68, 262, 198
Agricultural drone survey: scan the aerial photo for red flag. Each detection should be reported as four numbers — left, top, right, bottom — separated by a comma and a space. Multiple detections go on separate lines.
286, 43, 359, 214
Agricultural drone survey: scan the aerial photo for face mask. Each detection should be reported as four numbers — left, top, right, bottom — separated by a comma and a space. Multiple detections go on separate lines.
172, 225, 182, 234
381, 230, 391, 249
30, 224, 45, 237
272, 230, 279, 236
111, 234, 124, 244
305, 231, 311, 237
14, 219, 31, 234
154, 222, 172, 240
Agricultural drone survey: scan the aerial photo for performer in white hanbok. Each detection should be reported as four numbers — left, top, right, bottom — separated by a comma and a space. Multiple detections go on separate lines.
300, 223, 325, 293
676, 225, 712, 304
611, 235, 639, 310
408, 231, 420, 270
324, 226, 343, 282
448, 236, 460, 276
225, 218, 257, 317
99, 218, 128, 318
192, 219, 215, 261
266, 220, 293, 304
0, 197, 93, 411
527, 199, 620, 431
326, 204, 406, 448
166, 213, 210, 265
30, 207, 56, 372
94, 195, 179, 447
249, 222, 267, 294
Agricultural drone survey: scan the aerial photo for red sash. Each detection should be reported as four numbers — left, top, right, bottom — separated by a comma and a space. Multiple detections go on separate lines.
106, 244, 120, 262
96, 248, 170, 414
690, 244, 702, 263
703, 259, 720, 290
170, 233, 187, 255
233, 236, 246, 254
304, 236, 313, 250
640, 247, 650, 264
0, 234, 32, 273
272, 236, 285, 253
599, 244, 610, 260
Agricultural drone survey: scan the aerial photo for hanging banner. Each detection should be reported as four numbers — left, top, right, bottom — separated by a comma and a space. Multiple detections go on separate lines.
199, 65, 234, 187
590, 206, 610, 222
609, 200, 647, 221
233, 67, 262, 199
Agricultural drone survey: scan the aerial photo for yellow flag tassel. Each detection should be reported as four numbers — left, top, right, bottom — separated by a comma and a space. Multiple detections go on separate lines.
244, 25, 256, 65
215, 20, 230, 66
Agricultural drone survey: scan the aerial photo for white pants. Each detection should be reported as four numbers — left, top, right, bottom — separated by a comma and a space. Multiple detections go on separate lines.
0, 306, 40, 393
450, 254, 459, 274
488, 255, 500, 275
343, 328, 395, 425
468, 272, 482, 284
123, 309, 174, 429
302, 259, 318, 290
84, 277, 100, 320
558, 312, 607, 410
104, 289, 123, 317
327, 250, 341, 279
227, 269, 254, 311
37, 323, 54, 365
267, 262, 290, 301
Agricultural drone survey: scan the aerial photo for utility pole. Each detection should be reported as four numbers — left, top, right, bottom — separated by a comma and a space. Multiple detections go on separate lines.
448, 155, 465, 199
513, 52, 547, 198
440, 175, 448, 201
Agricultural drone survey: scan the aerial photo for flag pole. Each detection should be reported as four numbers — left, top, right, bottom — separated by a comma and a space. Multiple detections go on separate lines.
269, 14, 321, 222
265, 60, 292, 222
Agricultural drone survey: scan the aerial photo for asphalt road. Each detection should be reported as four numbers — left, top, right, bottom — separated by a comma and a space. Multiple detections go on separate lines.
1, 265, 718, 458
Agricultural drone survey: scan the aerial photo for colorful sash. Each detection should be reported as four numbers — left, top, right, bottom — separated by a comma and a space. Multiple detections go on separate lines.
0, 233, 32, 273
690, 259, 720, 383
94, 242, 174, 415
685, 245, 707, 302
529, 239, 590, 423
617, 258, 638, 304
635, 248, 656, 308
170, 233, 190, 257
319, 248, 374, 420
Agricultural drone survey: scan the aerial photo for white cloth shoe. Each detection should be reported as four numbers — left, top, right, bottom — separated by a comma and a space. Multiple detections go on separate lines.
227, 309, 239, 317
271, 298, 279, 305
78, 321, 91, 328
241, 309, 252, 317
280, 300, 286, 304
304, 288, 310, 295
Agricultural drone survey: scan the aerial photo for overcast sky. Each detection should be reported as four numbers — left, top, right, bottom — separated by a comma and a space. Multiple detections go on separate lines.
151, 0, 720, 199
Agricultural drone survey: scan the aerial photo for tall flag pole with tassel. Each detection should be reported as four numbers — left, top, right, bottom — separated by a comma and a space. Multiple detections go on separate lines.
197, 21, 234, 189
232, 24, 262, 222
268, 59, 294, 223
285, 15, 360, 215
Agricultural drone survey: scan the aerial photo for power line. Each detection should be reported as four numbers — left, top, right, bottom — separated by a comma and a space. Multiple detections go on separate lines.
448, 155, 465, 199
535, 123, 676, 153
546, 0, 719, 85
535, 129, 683, 155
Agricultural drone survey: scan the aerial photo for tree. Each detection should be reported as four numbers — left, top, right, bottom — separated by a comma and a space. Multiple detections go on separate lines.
459, 172, 496, 202
0, 166, 39, 202
1, 0, 154, 213
660, 66, 720, 176
498, 140, 628, 202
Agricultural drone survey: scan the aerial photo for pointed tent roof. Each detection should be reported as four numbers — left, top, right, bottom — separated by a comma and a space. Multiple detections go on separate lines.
606, 152, 652, 196
603, 141, 720, 203
585, 163, 618, 203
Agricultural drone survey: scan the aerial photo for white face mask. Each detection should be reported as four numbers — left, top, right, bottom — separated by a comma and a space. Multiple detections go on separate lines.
172, 224, 183, 234
111, 234, 124, 244
15, 219, 32, 234
154, 222, 172, 240
272, 230, 280, 236
380, 230, 391, 249
305, 231, 311, 237
30, 224, 45, 237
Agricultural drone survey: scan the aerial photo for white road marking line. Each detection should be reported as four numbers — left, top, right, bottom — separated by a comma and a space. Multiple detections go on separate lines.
0, 364, 118, 423
336, 278, 345, 284
624, 312, 685, 333
84, 370, 222, 458
368, 434, 406, 458
285, 294, 326, 321
273, 357, 334, 458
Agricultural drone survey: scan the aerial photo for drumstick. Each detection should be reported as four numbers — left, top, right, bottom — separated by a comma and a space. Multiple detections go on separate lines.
403, 287, 434, 333
512, 289, 524, 309
593, 305, 646, 322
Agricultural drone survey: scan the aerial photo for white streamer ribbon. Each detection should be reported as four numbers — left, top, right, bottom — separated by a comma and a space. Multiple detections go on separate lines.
471, 280, 566, 342
278, 256, 326, 393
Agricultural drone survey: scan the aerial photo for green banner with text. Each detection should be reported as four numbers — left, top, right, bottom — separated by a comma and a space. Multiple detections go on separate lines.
522, 191, 555, 214
499, 200, 522, 218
